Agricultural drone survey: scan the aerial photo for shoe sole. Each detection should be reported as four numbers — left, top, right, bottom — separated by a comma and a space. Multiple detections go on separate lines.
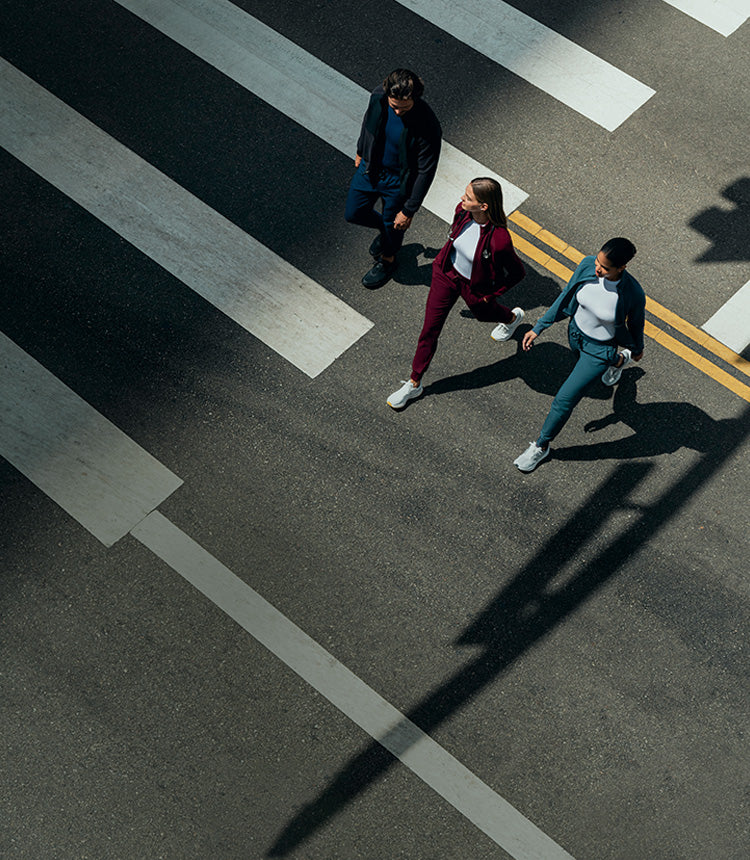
491, 310, 524, 341
387, 391, 422, 409
491, 326, 517, 342
514, 449, 550, 472
603, 353, 631, 385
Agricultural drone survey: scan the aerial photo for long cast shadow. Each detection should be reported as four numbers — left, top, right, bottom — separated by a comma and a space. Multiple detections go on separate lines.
423, 340, 613, 402
689, 177, 750, 263
554, 368, 744, 461
268, 399, 749, 856
268, 461, 650, 856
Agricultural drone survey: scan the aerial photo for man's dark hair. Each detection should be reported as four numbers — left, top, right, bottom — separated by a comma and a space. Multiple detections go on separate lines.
600, 237, 636, 267
383, 69, 424, 100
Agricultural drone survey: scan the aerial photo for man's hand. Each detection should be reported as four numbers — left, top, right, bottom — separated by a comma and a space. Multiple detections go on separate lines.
394, 211, 413, 231
521, 331, 537, 351
632, 351, 644, 362
354, 154, 362, 168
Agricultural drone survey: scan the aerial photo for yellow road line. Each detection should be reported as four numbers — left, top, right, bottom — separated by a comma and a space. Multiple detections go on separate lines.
644, 321, 750, 403
509, 211, 584, 265
509, 215, 750, 401
645, 297, 750, 377
508, 230, 574, 282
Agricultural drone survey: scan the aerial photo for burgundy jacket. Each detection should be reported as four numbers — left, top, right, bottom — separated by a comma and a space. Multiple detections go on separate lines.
435, 202, 525, 301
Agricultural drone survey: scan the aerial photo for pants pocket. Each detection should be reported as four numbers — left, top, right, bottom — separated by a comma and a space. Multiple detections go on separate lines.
580, 339, 617, 364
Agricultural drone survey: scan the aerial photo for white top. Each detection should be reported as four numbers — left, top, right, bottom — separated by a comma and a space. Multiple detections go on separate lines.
450, 220, 482, 279
574, 278, 619, 341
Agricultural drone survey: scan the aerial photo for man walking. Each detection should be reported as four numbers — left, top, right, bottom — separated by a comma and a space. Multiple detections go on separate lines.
345, 69, 442, 288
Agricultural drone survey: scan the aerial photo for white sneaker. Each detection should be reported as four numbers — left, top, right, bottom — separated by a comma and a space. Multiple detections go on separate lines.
387, 380, 423, 409
491, 308, 525, 341
602, 349, 632, 386
513, 441, 550, 472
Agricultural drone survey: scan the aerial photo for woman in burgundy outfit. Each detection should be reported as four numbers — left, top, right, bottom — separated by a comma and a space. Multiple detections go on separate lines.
387, 177, 526, 409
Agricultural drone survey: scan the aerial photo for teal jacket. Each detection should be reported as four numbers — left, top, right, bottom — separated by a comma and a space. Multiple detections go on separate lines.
532, 256, 646, 354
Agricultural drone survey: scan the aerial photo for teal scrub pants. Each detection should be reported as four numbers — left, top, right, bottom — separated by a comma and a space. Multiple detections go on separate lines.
537, 318, 619, 448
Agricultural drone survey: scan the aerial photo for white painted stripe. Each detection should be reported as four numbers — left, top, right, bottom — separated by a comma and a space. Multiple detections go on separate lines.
661, 0, 749, 36
132, 510, 576, 860
702, 280, 750, 353
0, 325, 571, 855
0, 334, 182, 546
394, 0, 655, 131
0, 60, 372, 379
113, 0, 528, 216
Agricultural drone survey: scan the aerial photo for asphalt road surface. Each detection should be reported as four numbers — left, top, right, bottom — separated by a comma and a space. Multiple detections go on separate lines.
1, 2, 749, 859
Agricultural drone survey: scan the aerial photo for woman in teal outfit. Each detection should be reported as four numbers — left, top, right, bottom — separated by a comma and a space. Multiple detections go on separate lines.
514, 238, 646, 472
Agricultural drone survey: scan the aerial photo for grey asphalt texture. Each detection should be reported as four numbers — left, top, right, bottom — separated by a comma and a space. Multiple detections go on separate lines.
1, 1, 749, 859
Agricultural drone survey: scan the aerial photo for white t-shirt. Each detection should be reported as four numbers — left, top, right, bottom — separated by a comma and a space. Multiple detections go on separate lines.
450, 220, 482, 279
574, 278, 620, 341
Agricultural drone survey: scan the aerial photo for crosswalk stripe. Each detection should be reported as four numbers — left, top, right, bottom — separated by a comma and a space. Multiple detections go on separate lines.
112, 0, 529, 217
132, 510, 576, 860
394, 0, 656, 131
0, 59, 372, 379
0, 320, 575, 856
661, 0, 749, 36
0, 333, 183, 546
702, 280, 750, 354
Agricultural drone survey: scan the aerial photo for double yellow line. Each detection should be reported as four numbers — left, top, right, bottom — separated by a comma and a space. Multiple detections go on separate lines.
507, 211, 750, 404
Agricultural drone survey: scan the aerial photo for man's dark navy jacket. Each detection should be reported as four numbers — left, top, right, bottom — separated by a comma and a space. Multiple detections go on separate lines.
356, 86, 442, 217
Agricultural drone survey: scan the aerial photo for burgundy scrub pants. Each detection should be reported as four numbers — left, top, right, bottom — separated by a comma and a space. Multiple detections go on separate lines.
411, 264, 515, 383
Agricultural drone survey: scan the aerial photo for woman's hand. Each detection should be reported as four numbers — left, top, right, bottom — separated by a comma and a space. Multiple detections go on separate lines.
354, 154, 362, 168
521, 331, 537, 352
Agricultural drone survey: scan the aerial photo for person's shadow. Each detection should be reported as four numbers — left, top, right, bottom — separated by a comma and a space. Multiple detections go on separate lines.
422, 339, 614, 403
553, 367, 744, 461
390, 242, 433, 287
689, 177, 750, 263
